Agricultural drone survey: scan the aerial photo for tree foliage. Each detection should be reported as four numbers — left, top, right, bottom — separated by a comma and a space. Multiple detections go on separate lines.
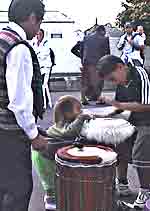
116, 0, 150, 44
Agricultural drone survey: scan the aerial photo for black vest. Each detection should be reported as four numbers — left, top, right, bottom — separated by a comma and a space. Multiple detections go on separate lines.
0, 27, 44, 130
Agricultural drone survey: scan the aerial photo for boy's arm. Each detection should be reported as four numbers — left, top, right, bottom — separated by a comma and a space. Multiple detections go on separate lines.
46, 114, 93, 138
63, 114, 93, 137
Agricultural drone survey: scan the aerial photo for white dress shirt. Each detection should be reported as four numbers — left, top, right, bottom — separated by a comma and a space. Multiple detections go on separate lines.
141, 33, 146, 42
6, 22, 38, 140
131, 33, 145, 64
117, 33, 133, 55
32, 38, 51, 75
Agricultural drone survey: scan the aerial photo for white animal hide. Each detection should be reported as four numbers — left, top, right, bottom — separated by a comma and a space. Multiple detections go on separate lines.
81, 118, 135, 145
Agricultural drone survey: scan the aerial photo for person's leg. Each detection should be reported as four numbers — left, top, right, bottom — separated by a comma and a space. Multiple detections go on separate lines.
95, 80, 105, 104
45, 84, 53, 108
87, 65, 99, 101
41, 73, 47, 109
44, 160, 56, 211
2, 187, 32, 211
32, 150, 56, 210
0, 129, 33, 211
32, 150, 55, 193
0, 190, 4, 210
136, 168, 150, 189
41, 73, 45, 84
80, 66, 89, 105
115, 138, 133, 196
116, 160, 128, 184
43, 70, 52, 108
132, 126, 150, 208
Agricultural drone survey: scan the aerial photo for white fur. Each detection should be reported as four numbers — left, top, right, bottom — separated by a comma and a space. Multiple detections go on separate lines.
81, 118, 135, 145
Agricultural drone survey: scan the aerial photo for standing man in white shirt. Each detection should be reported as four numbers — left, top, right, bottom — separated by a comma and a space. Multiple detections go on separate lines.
0, 0, 49, 210
137, 25, 146, 43
136, 25, 146, 65
33, 28, 53, 109
117, 22, 145, 66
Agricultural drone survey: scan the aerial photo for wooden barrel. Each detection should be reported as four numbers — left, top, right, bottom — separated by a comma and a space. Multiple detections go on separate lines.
55, 144, 117, 211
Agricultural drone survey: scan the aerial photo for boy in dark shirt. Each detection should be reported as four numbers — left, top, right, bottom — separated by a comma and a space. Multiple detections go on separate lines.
96, 55, 150, 209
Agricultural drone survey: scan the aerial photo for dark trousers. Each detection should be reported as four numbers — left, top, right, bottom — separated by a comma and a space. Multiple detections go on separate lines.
81, 65, 103, 100
0, 129, 33, 211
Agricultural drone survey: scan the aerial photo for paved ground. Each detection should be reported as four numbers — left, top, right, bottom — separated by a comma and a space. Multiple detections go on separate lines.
29, 91, 141, 211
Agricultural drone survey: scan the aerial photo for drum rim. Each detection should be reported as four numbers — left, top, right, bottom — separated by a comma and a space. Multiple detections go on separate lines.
56, 144, 116, 165
55, 154, 117, 168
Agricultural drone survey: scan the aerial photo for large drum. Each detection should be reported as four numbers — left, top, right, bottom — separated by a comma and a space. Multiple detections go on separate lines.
55, 144, 117, 211
81, 118, 136, 145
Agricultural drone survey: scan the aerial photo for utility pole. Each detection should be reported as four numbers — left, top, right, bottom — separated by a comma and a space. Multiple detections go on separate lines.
96, 17, 98, 25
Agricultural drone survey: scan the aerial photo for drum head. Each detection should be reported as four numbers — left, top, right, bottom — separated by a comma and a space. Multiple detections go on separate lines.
56, 145, 117, 165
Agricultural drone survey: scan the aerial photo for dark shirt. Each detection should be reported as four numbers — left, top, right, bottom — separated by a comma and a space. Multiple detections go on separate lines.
82, 32, 110, 65
49, 48, 56, 66
71, 41, 82, 58
115, 64, 150, 126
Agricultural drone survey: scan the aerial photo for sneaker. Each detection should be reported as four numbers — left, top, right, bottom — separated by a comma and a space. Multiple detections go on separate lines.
116, 178, 133, 196
81, 99, 89, 105
134, 190, 150, 209
44, 194, 56, 211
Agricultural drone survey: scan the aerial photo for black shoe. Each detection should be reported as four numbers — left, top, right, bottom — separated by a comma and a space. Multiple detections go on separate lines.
81, 97, 89, 105
81, 100, 89, 105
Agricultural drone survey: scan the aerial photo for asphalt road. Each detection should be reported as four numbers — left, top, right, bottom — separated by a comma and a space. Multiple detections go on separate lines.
29, 91, 141, 211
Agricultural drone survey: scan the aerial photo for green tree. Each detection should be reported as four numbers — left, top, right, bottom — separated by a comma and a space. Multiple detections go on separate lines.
116, 0, 150, 44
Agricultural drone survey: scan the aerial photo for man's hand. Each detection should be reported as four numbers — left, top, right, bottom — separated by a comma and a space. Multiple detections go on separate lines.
80, 113, 95, 121
98, 97, 126, 111
97, 97, 119, 107
93, 114, 106, 118
106, 99, 122, 109
31, 134, 48, 152
96, 96, 106, 104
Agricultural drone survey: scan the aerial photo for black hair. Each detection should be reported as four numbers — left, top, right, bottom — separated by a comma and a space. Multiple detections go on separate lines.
124, 22, 133, 28
39, 28, 45, 37
8, 0, 45, 24
96, 55, 124, 78
96, 25, 106, 33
